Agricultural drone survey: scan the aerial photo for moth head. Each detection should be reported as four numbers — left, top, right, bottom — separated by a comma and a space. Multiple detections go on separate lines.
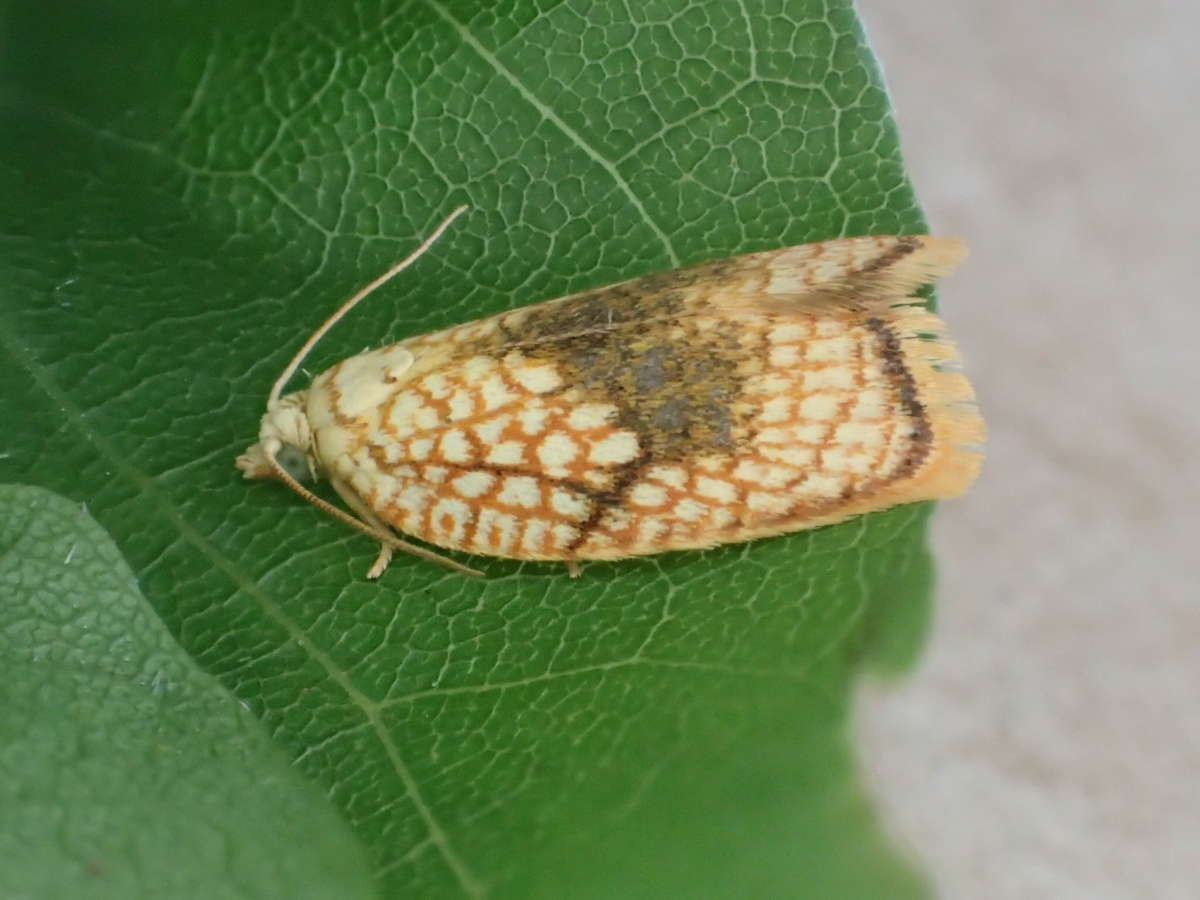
235, 391, 318, 483
234, 205, 468, 494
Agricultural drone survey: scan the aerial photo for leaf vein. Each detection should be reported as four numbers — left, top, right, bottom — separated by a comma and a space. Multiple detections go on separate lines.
420, 0, 680, 267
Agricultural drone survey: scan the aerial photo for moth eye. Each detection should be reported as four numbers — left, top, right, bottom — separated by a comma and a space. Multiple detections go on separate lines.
275, 444, 311, 483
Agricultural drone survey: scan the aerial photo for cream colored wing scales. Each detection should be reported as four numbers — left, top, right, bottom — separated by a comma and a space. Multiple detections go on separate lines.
311, 349, 647, 560
307, 233, 980, 563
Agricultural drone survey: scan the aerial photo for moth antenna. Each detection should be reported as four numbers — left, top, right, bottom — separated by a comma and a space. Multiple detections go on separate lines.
261, 438, 484, 577
268, 204, 470, 407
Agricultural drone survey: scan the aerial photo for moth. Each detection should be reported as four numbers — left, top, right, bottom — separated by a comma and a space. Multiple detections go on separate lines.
237, 206, 983, 578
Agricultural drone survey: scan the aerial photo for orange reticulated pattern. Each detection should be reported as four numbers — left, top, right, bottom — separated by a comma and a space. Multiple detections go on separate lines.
315, 307, 942, 562
569, 313, 925, 559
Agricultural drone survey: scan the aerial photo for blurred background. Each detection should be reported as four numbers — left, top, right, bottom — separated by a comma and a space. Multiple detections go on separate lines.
855, 2, 1198, 897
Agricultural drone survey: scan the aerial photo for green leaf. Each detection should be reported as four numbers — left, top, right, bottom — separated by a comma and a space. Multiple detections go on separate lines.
1, 1, 935, 896
0, 485, 375, 900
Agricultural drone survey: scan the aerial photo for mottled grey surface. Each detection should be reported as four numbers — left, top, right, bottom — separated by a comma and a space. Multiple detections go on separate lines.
855, 2, 1199, 898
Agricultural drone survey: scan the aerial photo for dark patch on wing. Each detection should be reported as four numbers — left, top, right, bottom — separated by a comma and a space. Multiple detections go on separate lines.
856, 236, 921, 274
470, 261, 756, 465
513, 277, 688, 343
548, 311, 752, 549
489, 255, 750, 352
474, 266, 758, 548
554, 315, 747, 461
635, 344, 670, 391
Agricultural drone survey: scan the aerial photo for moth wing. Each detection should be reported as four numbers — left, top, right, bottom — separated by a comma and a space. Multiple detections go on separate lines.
310, 233, 978, 564
474, 234, 968, 353
314, 369, 649, 560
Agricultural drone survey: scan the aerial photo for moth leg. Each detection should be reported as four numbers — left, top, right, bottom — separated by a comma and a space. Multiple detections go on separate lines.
326, 478, 484, 578
329, 478, 393, 577
565, 560, 582, 578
